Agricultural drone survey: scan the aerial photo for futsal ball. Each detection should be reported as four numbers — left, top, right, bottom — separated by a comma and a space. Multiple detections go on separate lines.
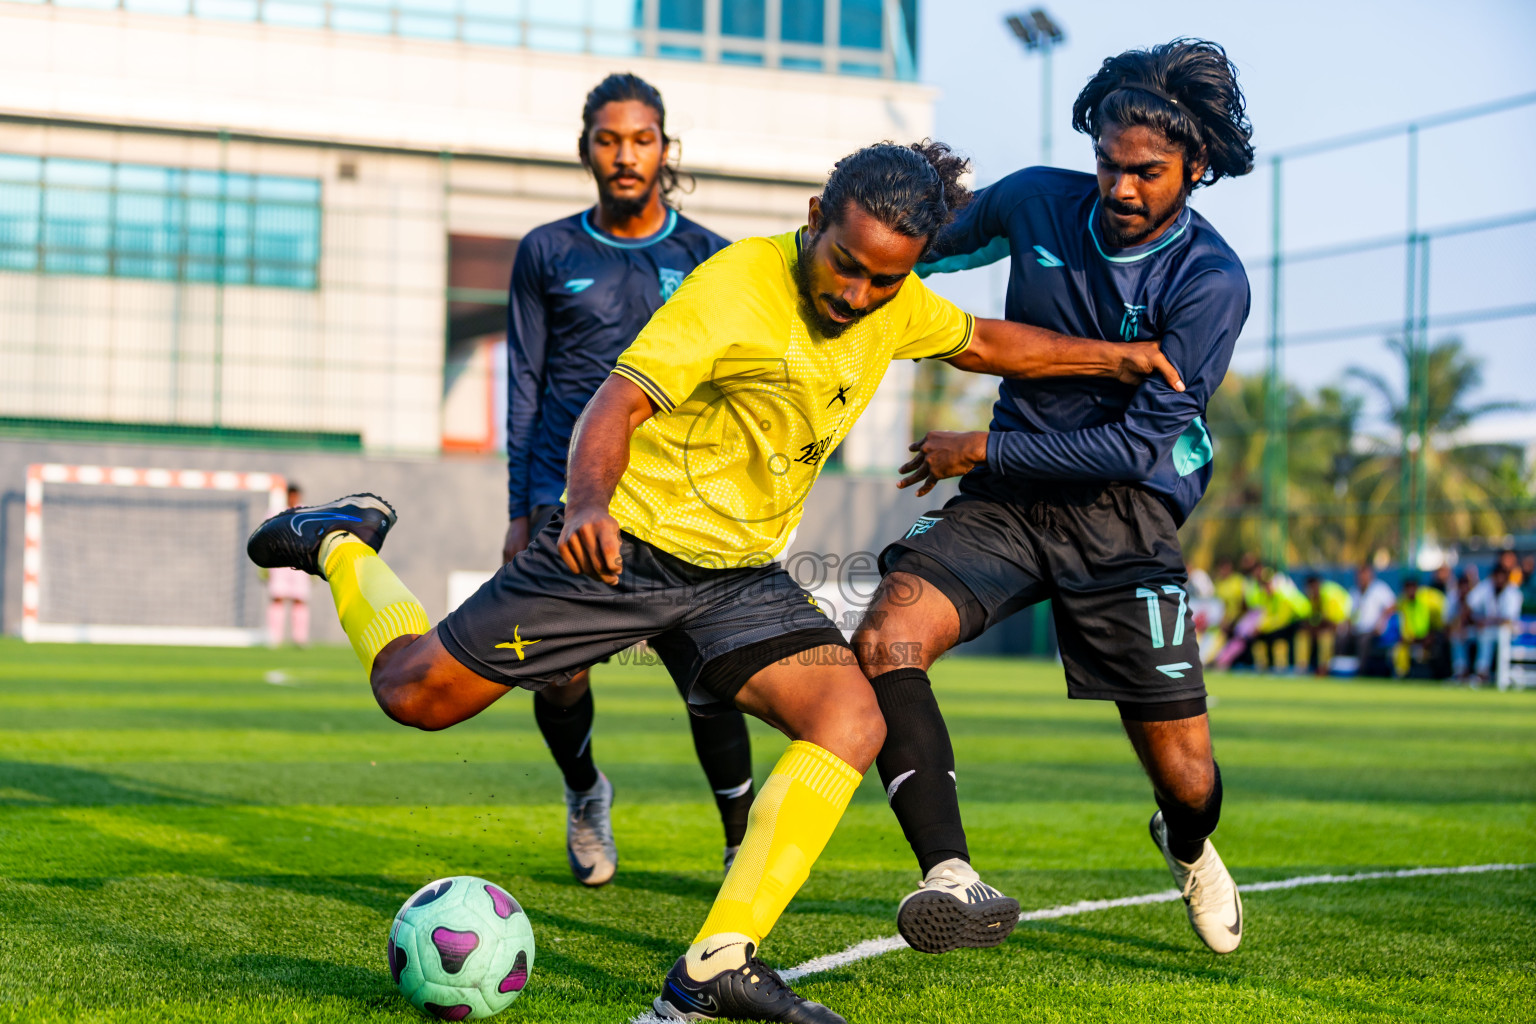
388, 875, 536, 1020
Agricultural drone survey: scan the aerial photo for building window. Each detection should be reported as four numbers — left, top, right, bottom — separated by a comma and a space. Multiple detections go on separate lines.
840, 0, 882, 49
781, 0, 824, 44
658, 0, 704, 32
721, 0, 764, 38
0, 154, 321, 290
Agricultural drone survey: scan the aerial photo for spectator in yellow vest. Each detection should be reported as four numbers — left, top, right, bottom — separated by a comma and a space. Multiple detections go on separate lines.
1393, 575, 1447, 679
1299, 575, 1353, 676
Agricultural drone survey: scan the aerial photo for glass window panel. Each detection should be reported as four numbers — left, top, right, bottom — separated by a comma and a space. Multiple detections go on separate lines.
399, 13, 457, 40
839, 0, 881, 49
186, 170, 226, 197
780, 0, 822, 43
262, 1, 327, 27
721, 0, 763, 38
125, 0, 193, 15
0, 155, 42, 183
43, 187, 111, 259
528, 0, 584, 27
839, 60, 882, 75
658, 44, 703, 60
116, 165, 178, 194
0, 184, 41, 241
526, 26, 585, 51
461, 19, 520, 46
589, 0, 634, 32
8, 154, 318, 289
658, 0, 702, 32
720, 50, 764, 65
331, 5, 393, 34
222, 202, 254, 261
194, 0, 259, 21
44, 159, 113, 188
0, 248, 38, 272
780, 54, 823, 71
254, 176, 320, 202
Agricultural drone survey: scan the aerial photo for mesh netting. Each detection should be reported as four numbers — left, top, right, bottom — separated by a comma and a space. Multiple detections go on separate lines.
38, 484, 269, 630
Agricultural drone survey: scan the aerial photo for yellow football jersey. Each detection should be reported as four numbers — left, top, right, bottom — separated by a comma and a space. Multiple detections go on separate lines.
609, 228, 974, 566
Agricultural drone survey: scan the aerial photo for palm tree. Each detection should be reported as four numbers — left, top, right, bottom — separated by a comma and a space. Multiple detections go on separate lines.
1345, 335, 1530, 556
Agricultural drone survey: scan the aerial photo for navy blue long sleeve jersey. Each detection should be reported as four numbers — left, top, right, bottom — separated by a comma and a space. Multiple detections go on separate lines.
918, 167, 1249, 526
506, 207, 728, 518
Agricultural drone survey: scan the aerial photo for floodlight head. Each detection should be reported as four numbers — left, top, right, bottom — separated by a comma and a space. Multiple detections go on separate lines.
1029, 8, 1064, 43
1005, 13, 1040, 49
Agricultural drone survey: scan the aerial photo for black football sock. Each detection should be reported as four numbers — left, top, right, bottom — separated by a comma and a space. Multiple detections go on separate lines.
1157, 761, 1223, 863
534, 687, 599, 793
870, 668, 969, 875
688, 709, 755, 847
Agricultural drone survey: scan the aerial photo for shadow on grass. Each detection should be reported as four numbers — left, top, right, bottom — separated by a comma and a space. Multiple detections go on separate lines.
0, 761, 216, 806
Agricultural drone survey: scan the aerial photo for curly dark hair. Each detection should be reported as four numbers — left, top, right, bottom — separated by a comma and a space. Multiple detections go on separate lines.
1071, 39, 1254, 188
817, 140, 973, 258
577, 72, 693, 206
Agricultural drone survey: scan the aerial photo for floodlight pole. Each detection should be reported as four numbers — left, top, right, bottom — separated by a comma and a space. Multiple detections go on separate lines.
1004, 9, 1065, 167
1263, 154, 1288, 569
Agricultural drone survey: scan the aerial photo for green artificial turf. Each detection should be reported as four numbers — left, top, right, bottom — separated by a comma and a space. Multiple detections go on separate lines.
0, 637, 1531, 1023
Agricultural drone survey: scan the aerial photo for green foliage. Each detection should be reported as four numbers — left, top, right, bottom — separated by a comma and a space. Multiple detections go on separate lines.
1186, 336, 1533, 566
1, 640, 1532, 1023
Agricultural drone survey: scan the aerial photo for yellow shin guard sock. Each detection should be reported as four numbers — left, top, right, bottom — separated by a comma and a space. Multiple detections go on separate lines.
321, 532, 430, 671
686, 741, 862, 979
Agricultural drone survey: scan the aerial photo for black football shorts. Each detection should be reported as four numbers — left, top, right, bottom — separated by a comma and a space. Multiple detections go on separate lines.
440, 509, 847, 712
879, 483, 1205, 705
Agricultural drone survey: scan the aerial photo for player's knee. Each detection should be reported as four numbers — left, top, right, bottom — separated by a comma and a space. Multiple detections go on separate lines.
1162, 758, 1217, 811
371, 656, 455, 731
821, 682, 886, 772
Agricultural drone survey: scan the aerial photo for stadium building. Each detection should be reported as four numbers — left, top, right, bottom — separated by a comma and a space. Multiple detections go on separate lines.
0, 0, 928, 457
0, 0, 946, 639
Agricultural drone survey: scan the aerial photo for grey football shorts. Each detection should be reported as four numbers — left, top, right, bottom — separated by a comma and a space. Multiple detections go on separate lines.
440, 509, 848, 712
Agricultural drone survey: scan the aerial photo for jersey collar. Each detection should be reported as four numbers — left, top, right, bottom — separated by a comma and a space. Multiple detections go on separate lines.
1087, 198, 1191, 264
581, 207, 679, 249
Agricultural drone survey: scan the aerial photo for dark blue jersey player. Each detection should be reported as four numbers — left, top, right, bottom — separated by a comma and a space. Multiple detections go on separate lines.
853, 40, 1256, 957
501, 74, 749, 888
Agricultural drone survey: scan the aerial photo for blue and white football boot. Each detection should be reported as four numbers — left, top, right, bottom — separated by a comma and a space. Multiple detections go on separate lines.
246, 493, 396, 576
654, 942, 846, 1023
896, 858, 1020, 954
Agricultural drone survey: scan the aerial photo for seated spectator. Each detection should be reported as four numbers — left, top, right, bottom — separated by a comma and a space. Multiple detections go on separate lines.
1523, 554, 1536, 615
1393, 575, 1448, 679
1429, 563, 1454, 594
1468, 563, 1525, 685
1341, 563, 1397, 676
1300, 574, 1353, 676
1446, 573, 1476, 682
1249, 565, 1312, 673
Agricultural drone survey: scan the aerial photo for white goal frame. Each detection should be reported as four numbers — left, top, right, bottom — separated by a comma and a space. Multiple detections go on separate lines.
22, 463, 287, 646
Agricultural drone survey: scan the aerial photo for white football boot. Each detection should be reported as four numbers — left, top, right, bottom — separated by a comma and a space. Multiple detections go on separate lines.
565, 772, 617, 886
896, 858, 1020, 953
1149, 811, 1243, 953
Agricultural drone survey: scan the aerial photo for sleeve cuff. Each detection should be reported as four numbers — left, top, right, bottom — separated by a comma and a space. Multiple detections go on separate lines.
930, 312, 975, 361
611, 363, 676, 413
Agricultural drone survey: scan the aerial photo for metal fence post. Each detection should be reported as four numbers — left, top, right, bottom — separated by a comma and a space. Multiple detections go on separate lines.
1399, 124, 1419, 565
1263, 153, 1287, 567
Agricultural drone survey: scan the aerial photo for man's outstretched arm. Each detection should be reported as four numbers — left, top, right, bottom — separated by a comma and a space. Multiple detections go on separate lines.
559, 375, 657, 584
949, 318, 1184, 391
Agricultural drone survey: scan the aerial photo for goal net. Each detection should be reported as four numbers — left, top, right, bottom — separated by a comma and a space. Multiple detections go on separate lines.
22, 463, 286, 646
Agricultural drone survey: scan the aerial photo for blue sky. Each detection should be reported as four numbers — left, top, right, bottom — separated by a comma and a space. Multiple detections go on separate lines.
915, 0, 1536, 430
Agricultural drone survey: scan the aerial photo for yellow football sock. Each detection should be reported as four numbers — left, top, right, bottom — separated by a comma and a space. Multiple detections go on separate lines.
321, 532, 430, 671
686, 741, 861, 978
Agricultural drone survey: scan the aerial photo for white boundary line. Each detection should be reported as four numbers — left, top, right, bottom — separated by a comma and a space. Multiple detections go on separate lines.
629, 862, 1530, 1023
